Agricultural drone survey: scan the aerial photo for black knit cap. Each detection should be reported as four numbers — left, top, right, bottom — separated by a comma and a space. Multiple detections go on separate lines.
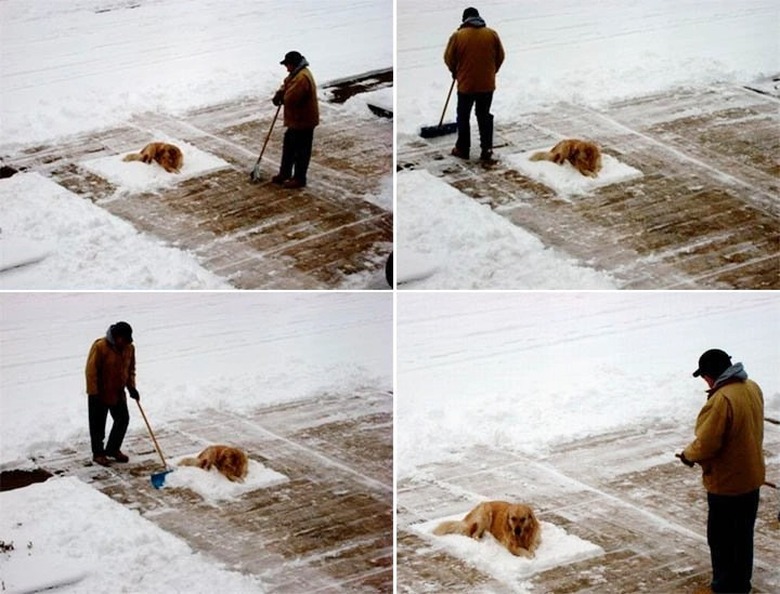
111, 321, 133, 343
280, 51, 303, 66
692, 348, 731, 378
463, 7, 479, 21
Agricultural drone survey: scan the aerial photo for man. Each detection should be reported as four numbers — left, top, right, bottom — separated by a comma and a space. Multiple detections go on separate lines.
272, 50, 320, 189
678, 349, 765, 594
444, 7, 505, 163
85, 321, 140, 466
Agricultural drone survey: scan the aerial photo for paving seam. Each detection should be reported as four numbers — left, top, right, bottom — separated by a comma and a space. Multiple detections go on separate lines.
217, 409, 392, 496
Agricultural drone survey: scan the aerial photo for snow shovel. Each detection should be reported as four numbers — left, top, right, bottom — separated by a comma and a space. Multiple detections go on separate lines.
419, 79, 458, 138
250, 103, 282, 183
134, 399, 172, 488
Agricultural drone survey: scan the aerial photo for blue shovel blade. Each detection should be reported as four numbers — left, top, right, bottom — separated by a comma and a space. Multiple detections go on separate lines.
151, 469, 173, 489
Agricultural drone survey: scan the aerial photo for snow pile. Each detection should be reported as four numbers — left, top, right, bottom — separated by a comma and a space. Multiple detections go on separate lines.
505, 150, 643, 197
165, 457, 288, 505
0, 236, 53, 272
0, 173, 230, 289
397, 169, 616, 289
412, 515, 602, 592
0, 477, 263, 593
82, 137, 230, 195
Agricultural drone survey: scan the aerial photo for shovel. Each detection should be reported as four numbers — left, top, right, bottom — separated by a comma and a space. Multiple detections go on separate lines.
250, 103, 282, 183
419, 79, 458, 138
134, 399, 172, 489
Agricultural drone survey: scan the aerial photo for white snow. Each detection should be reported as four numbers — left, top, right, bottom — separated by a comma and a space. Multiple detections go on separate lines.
1, 0, 393, 146
397, 291, 780, 479
398, 0, 779, 137
396, 169, 617, 289
164, 457, 289, 506
0, 172, 231, 290
505, 150, 644, 198
82, 136, 230, 195
0, 476, 263, 593
412, 515, 603, 592
0, 292, 393, 467
0, 236, 53, 273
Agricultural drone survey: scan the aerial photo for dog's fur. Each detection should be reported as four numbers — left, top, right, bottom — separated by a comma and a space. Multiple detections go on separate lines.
530, 139, 602, 178
179, 445, 249, 483
433, 501, 541, 558
122, 142, 183, 173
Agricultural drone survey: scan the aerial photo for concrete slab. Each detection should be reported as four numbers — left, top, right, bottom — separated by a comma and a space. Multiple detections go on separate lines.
3, 74, 393, 289
31, 390, 392, 593
397, 422, 780, 593
398, 84, 779, 289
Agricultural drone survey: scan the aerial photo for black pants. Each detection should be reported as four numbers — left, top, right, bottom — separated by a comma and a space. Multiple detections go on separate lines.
88, 396, 129, 456
279, 127, 314, 184
455, 91, 494, 155
707, 489, 760, 593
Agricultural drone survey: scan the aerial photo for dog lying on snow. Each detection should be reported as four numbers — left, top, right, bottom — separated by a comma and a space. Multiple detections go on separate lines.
179, 445, 249, 483
433, 500, 541, 558
530, 139, 602, 178
122, 142, 183, 173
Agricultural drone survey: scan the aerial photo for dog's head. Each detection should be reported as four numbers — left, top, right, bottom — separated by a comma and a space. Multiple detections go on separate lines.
217, 447, 248, 480
507, 504, 539, 545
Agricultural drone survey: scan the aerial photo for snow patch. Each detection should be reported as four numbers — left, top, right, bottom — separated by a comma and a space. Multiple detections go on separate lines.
505, 150, 644, 197
0, 236, 53, 272
0, 476, 263, 593
412, 514, 603, 592
0, 172, 230, 290
397, 169, 616, 289
81, 136, 231, 195
164, 457, 289, 505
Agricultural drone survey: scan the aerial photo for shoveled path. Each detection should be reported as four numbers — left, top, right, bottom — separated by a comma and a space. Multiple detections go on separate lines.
398, 82, 779, 289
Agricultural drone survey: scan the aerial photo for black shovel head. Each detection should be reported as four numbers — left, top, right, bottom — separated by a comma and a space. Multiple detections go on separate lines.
419, 121, 458, 139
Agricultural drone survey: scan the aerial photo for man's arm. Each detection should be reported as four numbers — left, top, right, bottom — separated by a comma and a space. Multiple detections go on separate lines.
494, 33, 505, 72
683, 393, 731, 463
444, 33, 458, 77
85, 341, 100, 396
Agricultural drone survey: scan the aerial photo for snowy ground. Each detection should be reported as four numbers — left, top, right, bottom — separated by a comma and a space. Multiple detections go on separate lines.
0, 292, 392, 467
397, 291, 779, 477
397, 0, 779, 288
0, 0, 392, 289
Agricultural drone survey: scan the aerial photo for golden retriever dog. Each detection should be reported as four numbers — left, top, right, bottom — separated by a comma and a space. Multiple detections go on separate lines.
433, 500, 541, 558
530, 139, 602, 178
122, 142, 183, 173
179, 445, 249, 483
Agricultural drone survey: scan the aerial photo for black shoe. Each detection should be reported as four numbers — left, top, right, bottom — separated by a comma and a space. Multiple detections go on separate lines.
93, 455, 111, 467
451, 147, 469, 160
106, 451, 129, 463
283, 178, 306, 189
480, 150, 497, 165
271, 174, 287, 185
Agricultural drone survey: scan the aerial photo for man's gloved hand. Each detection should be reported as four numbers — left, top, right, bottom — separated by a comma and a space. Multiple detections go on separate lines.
272, 89, 284, 106
127, 386, 140, 401
676, 452, 695, 467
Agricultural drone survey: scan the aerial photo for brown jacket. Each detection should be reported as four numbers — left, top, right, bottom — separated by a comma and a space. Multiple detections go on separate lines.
281, 67, 319, 129
444, 23, 505, 94
85, 337, 136, 406
683, 377, 765, 495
